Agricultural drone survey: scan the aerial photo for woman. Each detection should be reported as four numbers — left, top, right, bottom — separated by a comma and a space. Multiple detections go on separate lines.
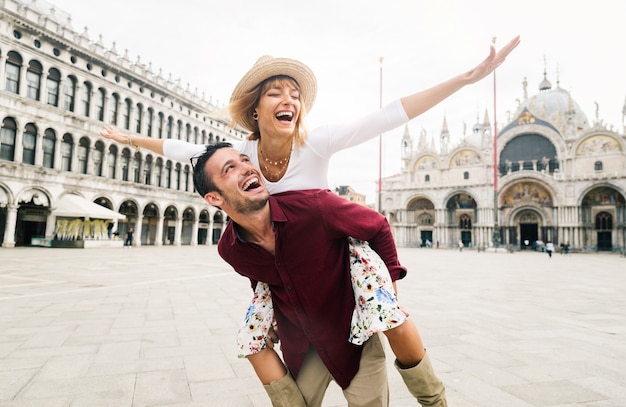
101, 35, 520, 406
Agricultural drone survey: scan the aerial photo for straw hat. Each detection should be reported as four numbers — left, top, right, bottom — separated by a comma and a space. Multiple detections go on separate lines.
230, 56, 317, 131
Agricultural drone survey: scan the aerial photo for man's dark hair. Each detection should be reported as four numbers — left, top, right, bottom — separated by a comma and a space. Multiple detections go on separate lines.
192, 142, 233, 197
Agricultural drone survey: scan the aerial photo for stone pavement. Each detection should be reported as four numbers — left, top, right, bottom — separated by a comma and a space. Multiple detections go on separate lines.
0, 245, 625, 407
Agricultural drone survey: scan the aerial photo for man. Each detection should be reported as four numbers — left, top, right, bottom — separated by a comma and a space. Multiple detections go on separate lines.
192, 142, 443, 406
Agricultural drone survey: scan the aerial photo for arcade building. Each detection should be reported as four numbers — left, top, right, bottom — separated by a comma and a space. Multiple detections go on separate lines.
0, 0, 243, 248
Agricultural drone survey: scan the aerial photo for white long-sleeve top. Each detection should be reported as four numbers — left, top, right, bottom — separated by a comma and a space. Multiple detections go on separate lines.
163, 99, 408, 195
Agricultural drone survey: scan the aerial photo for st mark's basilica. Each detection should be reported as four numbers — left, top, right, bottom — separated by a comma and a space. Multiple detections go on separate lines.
381, 72, 626, 252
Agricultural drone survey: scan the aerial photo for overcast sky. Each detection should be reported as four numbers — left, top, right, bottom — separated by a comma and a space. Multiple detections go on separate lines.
48, 0, 626, 203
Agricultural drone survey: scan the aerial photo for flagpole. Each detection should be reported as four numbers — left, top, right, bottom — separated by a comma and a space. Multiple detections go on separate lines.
378, 57, 383, 213
492, 37, 501, 249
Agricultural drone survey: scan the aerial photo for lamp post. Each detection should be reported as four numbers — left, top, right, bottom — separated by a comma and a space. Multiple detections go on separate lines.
378, 57, 384, 213
492, 37, 501, 249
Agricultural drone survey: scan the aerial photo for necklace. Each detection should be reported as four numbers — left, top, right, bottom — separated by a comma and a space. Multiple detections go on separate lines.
259, 145, 291, 181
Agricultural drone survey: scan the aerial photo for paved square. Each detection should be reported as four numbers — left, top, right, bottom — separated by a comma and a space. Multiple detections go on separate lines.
0, 246, 625, 406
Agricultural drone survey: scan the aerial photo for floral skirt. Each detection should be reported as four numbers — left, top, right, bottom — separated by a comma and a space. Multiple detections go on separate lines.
236, 237, 407, 357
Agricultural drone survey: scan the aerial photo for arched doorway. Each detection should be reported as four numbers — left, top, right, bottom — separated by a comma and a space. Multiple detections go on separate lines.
581, 186, 625, 252
515, 210, 541, 250
142, 203, 159, 245
118, 201, 138, 240
406, 197, 435, 247
16, 190, 50, 246
446, 193, 476, 248
595, 211, 613, 251
181, 208, 195, 245
163, 206, 178, 245
198, 210, 210, 245
212, 211, 224, 244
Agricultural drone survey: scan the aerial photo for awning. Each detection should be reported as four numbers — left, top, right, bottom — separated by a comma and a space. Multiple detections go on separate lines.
53, 194, 126, 220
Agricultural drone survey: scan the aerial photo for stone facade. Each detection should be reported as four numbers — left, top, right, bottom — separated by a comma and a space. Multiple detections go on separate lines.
382, 73, 626, 252
0, 0, 245, 248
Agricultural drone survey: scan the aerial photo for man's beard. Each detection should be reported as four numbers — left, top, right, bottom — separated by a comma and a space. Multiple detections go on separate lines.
232, 196, 269, 214
221, 187, 269, 214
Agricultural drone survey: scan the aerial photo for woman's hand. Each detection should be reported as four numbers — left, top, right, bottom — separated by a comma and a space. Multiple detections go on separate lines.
99, 126, 128, 144
465, 35, 521, 84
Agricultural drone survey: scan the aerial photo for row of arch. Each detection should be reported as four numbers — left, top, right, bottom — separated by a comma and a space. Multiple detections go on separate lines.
389, 181, 626, 251
0, 185, 227, 248
0, 115, 217, 191
1, 47, 235, 144
412, 132, 623, 175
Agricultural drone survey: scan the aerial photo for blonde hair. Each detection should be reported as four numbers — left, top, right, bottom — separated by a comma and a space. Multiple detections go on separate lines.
228, 76, 309, 147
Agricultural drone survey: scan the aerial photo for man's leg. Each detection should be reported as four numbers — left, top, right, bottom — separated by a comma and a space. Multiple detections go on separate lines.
342, 333, 389, 407
295, 345, 333, 407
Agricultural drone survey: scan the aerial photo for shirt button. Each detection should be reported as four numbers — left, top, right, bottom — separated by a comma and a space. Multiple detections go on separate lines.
276, 262, 282, 266
297, 308, 303, 313
287, 286, 293, 291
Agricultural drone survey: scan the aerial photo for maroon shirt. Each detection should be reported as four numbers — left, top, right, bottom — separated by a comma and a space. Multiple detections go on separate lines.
218, 189, 407, 389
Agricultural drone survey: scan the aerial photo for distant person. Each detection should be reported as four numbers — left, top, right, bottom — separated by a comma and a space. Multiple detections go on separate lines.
124, 227, 134, 248
458, 240, 464, 252
546, 241, 554, 258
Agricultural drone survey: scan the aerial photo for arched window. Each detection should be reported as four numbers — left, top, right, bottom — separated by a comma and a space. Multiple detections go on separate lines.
109, 93, 119, 125
123, 99, 132, 130
77, 137, 89, 174
132, 151, 141, 183
166, 116, 173, 139
155, 158, 163, 187
175, 163, 181, 190
184, 164, 191, 192
157, 112, 164, 139
596, 212, 613, 230
425, 174, 430, 183
22, 123, 37, 165
107, 145, 117, 179
135, 103, 143, 133
61, 133, 73, 171
0, 117, 17, 161
79, 82, 92, 117
26, 60, 43, 100
594, 161, 603, 171
46, 68, 61, 106
93, 141, 104, 176
42, 129, 56, 168
5, 51, 22, 94
95, 88, 106, 121
463, 171, 470, 180
146, 108, 154, 137
459, 214, 472, 230
186, 124, 192, 142
176, 120, 182, 140
143, 155, 152, 185
63, 76, 76, 112
164, 161, 172, 188
120, 149, 131, 181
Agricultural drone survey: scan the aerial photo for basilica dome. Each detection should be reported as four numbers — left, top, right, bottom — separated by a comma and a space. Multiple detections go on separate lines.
524, 74, 589, 130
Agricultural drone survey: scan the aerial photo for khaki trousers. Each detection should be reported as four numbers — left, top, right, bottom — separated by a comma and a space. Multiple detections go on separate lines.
296, 333, 389, 407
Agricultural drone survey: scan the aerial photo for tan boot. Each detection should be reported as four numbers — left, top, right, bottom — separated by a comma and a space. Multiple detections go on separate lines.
263, 371, 307, 407
395, 351, 447, 406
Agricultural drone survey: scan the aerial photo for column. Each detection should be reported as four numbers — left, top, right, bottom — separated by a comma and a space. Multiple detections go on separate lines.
2, 204, 18, 248
174, 217, 182, 246
133, 214, 143, 247
191, 218, 198, 246
13, 125, 24, 163
155, 215, 164, 246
